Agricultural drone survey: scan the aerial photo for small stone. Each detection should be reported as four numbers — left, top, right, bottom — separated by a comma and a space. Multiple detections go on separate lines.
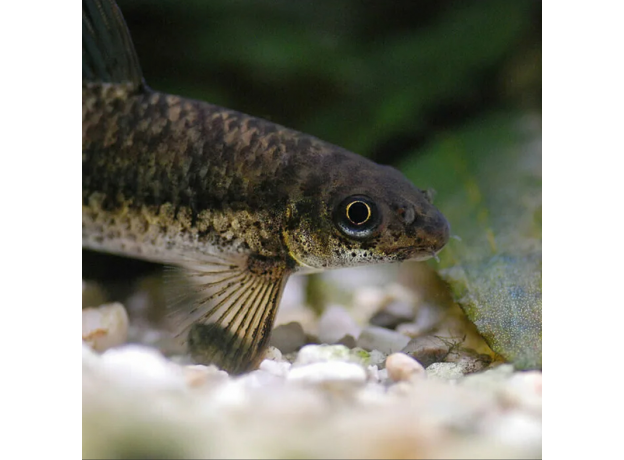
82, 302, 129, 352
501, 371, 542, 415
295, 344, 367, 366
509, 370, 542, 396
365, 365, 382, 383
100, 344, 185, 390
356, 326, 410, 354
241, 369, 282, 388
446, 348, 492, 374
395, 322, 426, 338
82, 342, 101, 370
270, 322, 306, 354
385, 353, 426, 382
369, 311, 402, 329
351, 286, 387, 323
287, 361, 366, 386
367, 349, 387, 367
369, 300, 415, 329
426, 362, 464, 381
335, 334, 357, 348
183, 364, 229, 388
401, 335, 451, 367
259, 359, 292, 377
489, 411, 542, 448
262, 345, 284, 362
318, 305, 361, 344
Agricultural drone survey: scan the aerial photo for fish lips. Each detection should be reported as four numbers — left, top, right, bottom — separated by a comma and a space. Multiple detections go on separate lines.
396, 213, 450, 262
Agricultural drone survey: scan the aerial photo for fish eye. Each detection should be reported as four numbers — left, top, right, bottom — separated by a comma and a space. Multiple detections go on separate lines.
346, 201, 371, 225
333, 195, 381, 239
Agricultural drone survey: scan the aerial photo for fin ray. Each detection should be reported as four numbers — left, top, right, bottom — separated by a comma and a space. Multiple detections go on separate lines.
82, 0, 144, 86
165, 254, 290, 374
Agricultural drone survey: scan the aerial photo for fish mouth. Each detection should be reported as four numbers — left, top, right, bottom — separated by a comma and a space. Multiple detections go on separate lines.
394, 245, 441, 262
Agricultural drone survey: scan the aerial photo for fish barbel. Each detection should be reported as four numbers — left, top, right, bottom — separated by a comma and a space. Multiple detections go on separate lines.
82, 0, 450, 373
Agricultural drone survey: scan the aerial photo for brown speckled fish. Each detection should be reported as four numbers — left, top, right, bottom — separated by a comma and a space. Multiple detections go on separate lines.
82, 0, 450, 374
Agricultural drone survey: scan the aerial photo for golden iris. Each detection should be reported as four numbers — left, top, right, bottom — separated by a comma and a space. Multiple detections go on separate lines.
345, 201, 371, 225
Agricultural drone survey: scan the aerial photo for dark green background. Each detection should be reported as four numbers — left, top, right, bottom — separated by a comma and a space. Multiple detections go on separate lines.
120, 0, 541, 168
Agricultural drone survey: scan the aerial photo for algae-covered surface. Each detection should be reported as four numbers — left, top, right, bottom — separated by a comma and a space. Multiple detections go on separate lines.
401, 113, 542, 369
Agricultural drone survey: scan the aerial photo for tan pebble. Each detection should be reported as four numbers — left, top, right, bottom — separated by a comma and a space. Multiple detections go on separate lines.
385, 352, 426, 382
82, 302, 129, 352
183, 365, 228, 387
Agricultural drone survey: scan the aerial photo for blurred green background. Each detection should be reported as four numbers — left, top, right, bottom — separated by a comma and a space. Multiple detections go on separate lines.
120, 0, 541, 165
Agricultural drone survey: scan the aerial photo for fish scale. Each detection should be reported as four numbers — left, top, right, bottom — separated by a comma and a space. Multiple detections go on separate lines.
82, 0, 450, 374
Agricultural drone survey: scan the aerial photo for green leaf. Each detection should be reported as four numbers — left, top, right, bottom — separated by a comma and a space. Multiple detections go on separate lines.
400, 112, 542, 369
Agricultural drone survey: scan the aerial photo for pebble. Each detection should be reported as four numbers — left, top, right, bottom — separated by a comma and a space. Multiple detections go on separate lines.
99, 344, 186, 390
262, 345, 284, 362
318, 305, 361, 344
369, 300, 415, 329
351, 286, 387, 323
287, 361, 367, 386
259, 358, 292, 377
426, 362, 465, 381
241, 369, 283, 388
395, 322, 426, 338
385, 353, 426, 382
367, 349, 387, 367
446, 349, 492, 374
82, 269, 541, 460
183, 365, 229, 388
335, 334, 357, 348
500, 371, 542, 415
356, 326, 410, 354
295, 344, 368, 366
82, 302, 129, 352
488, 411, 542, 448
270, 322, 307, 353
401, 335, 451, 367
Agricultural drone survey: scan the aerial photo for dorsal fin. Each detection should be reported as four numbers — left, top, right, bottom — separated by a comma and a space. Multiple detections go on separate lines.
82, 0, 144, 88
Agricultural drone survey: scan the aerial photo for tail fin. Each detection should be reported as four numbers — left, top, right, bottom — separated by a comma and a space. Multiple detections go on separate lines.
82, 0, 144, 88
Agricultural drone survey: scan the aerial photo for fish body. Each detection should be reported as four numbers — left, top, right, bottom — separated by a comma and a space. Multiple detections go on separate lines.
82, 0, 450, 373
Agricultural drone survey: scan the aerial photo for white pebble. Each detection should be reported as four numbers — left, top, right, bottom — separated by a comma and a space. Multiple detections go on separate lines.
183, 365, 229, 388
259, 359, 292, 377
385, 353, 426, 382
356, 326, 410, 354
287, 361, 367, 385
100, 344, 185, 390
318, 305, 362, 344
262, 345, 284, 362
501, 371, 542, 415
384, 300, 416, 321
367, 349, 387, 367
82, 342, 101, 370
240, 369, 283, 388
295, 344, 353, 365
82, 302, 129, 352
489, 411, 542, 447
426, 362, 465, 381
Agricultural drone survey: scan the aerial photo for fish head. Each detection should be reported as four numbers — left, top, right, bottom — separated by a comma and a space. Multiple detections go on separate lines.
283, 152, 450, 271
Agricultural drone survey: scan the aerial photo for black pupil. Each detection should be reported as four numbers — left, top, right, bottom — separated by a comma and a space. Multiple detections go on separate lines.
348, 202, 369, 225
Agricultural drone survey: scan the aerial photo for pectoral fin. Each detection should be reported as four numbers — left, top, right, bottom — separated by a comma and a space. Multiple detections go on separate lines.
166, 253, 290, 374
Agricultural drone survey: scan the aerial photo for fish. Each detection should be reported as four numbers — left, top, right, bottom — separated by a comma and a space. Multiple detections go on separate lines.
82, 0, 450, 374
